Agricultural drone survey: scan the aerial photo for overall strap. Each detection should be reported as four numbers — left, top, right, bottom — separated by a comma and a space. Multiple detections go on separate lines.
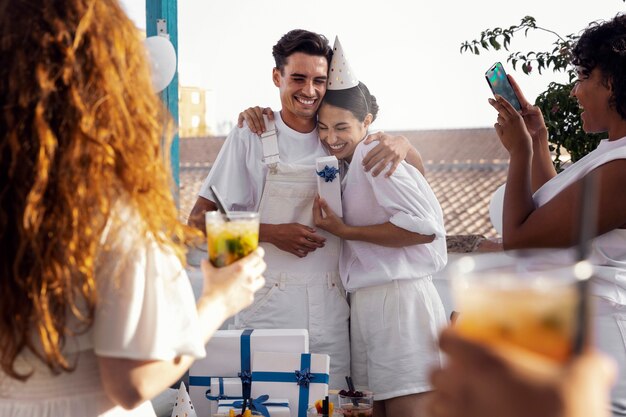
261, 114, 280, 170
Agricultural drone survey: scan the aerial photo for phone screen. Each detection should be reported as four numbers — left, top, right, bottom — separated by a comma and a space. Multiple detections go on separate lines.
485, 62, 522, 111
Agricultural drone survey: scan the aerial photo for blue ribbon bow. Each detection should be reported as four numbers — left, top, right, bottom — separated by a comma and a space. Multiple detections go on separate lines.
294, 368, 313, 388
238, 370, 252, 385
227, 395, 289, 417
252, 353, 329, 417
316, 165, 339, 182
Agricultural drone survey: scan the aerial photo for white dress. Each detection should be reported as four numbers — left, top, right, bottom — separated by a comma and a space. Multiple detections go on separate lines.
0, 202, 206, 416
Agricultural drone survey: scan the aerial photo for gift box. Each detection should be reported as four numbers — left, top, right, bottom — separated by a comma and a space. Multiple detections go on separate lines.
203, 377, 243, 416
315, 156, 342, 218
189, 329, 309, 417
251, 352, 329, 417
217, 396, 290, 417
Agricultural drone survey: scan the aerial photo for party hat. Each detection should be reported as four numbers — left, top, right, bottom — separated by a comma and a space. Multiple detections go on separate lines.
170, 382, 197, 417
327, 37, 359, 90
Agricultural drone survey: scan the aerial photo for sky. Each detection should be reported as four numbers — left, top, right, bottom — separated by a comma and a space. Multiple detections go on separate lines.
122, 1, 625, 134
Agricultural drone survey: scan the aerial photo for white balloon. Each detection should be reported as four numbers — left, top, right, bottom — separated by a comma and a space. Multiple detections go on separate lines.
144, 35, 177, 93
489, 183, 506, 236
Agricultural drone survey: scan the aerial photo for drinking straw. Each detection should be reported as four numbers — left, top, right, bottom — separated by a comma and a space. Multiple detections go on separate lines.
345, 376, 359, 407
210, 185, 232, 220
572, 173, 598, 355
345, 376, 355, 391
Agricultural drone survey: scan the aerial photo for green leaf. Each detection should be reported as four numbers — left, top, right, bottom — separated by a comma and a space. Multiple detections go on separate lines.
489, 37, 501, 50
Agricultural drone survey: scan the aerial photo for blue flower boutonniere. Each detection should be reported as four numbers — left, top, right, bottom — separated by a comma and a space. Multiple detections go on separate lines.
316, 165, 339, 182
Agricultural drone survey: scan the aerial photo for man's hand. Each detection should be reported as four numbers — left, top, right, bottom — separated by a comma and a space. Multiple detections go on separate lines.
362, 132, 412, 177
237, 106, 274, 135
261, 223, 326, 258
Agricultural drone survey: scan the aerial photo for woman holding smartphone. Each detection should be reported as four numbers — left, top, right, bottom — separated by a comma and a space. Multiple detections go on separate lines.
487, 14, 626, 415
312, 38, 448, 417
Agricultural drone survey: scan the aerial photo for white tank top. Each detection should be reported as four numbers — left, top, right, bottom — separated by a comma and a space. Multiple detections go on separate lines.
534, 136, 626, 306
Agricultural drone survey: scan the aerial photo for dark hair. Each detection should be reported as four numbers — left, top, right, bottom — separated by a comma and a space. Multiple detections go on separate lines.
322, 82, 380, 122
272, 29, 333, 73
572, 13, 626, 119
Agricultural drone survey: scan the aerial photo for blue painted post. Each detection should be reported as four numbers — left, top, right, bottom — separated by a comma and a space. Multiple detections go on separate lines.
146, 0, 179, 205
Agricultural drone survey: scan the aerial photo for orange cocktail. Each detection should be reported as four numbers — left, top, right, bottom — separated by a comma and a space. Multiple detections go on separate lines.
450, 252, 584, 363
205, 211, 259, 267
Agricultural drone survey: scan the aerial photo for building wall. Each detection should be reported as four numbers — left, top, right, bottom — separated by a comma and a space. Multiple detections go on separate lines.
179, 86, 212, 137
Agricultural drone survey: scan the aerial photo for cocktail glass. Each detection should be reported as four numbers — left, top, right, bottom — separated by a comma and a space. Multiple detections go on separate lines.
449, 251, 590, 363
338, 391, 373, 417
205, 211, 259, 268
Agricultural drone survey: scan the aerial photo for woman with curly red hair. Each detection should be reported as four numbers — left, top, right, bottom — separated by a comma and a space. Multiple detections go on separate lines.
0, 1, 265, 415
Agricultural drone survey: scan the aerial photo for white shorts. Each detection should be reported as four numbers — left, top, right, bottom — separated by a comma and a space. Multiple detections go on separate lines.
350, 277, 447, 401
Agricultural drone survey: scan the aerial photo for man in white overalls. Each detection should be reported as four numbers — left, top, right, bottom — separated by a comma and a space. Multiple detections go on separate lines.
189, 29, 421, 390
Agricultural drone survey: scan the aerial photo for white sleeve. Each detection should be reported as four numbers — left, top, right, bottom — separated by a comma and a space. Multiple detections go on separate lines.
93, 209, 206, 360
198, 127, 256, 210
360, 145, 446, 238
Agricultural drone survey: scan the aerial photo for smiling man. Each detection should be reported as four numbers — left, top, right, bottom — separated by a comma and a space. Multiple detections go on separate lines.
188, 30, 352, 389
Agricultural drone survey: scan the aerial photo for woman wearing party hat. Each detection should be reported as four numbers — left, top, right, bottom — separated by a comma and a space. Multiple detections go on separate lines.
312, 37, 448, 417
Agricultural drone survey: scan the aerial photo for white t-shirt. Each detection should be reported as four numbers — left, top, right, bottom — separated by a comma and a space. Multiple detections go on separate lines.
198, 111, 327, 211
340, 140, 448, 291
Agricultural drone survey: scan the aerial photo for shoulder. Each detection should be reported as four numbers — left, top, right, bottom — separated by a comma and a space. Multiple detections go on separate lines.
353, 138, 375, 161
226, 124, 258, 143
216, 125, 263, 158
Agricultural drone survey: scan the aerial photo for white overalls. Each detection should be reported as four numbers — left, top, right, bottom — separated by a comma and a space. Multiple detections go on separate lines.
232, 118, 350, 390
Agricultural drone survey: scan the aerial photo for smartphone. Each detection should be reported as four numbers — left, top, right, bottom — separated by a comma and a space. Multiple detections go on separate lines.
485, 62, 522, 111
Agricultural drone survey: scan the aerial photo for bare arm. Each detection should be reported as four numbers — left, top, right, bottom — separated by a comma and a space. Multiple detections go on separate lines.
188, 196, 217, 231
491, 96, 626, 249
189, 195, 326, 258
98, 249, 266, 409
313, 197, 434, 247
507, 75, 557, 191
406, 146, 426, 176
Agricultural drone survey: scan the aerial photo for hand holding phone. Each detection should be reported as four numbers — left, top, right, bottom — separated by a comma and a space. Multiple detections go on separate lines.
485, 62, 522, 111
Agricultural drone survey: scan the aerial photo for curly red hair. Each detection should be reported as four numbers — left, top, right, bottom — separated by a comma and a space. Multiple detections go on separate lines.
0, 0, 198, 379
